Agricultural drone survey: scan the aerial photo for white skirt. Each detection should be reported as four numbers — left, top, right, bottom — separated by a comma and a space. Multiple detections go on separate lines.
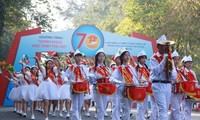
16, 85, 28, 100
8, 87, 17, 101
15, 86, 22, 101
37, 78, 60, 100
59, 84, 71, 100
26, 84, 38, 101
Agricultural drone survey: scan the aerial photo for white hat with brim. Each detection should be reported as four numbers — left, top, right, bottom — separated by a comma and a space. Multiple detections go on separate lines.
172, 50, 179, 58
46, 59, 53, 62
74, 49, 83, 56
184, 55, 192, 62
95, 48, 105, 55
114, 51, 120, 60
156, 35, 175, 45
31, 65, 38, 69
137, 50, 147, 58
119, 47, 128, 56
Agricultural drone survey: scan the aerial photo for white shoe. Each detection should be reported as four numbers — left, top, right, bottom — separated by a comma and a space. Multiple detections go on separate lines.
95, 113, 97, 118
104, 112, 108, 117
52, 112, 56, 117
85, 112, 90, 117
66, 112, 70, 118
23, 113, 27, 117
59, 112, 63, 117
45, 117, 48, 120
31, 115, 35, 120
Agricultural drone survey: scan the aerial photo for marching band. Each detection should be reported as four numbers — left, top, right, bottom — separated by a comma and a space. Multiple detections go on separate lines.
3, 34, 199, 120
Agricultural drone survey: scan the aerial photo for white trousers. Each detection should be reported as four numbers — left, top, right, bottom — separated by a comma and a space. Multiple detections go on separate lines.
136, 95, 149, 120
152, 83, 171, 120
150, 96, 159, 120
120, 97, 132, 120
111, 92, 120, 120
71, 93, 84, 120
169, 93, 183, 120
183, 98, 193, 120
93, 86, 107, 120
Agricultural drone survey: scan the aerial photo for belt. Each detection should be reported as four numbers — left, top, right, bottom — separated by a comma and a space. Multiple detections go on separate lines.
152, 80, 171, 84
97, 78, 109, 83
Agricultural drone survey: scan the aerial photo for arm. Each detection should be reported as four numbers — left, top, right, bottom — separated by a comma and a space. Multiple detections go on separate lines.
150, 55, 167, 76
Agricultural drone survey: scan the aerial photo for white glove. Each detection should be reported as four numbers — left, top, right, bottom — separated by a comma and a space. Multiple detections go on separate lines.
110, 77, 122, 84
164, 54, 168, 59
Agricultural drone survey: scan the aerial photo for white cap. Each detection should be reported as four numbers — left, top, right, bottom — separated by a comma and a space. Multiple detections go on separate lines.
157, 35, 167, 44
137, 50, 147, 57
181, 56, 187, 63
171, 50, 179, 58
74, 49, 82, 56
31, 65, 38, 69
95, 48, 105, 55
109, 61, 116, 67
114, 51, 120, 60
184, 55, 192, 62
46, 59, 53, 62
119, 47, 128, 56
25, 65, 31, 69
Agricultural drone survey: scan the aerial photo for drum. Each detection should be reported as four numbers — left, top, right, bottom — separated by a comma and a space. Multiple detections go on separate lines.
180, 81, 196, 96
71, 82, 89, 94
190, 88, 200, 101
97, 83, 116, 96
146, 82, 153, 95
172, 82, 182, 94
125, 85, 146, 102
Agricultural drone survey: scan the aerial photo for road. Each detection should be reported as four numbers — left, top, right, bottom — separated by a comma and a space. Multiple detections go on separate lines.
0, 107, 200, 120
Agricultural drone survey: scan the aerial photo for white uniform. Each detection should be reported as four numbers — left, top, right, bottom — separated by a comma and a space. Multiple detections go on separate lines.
112, 64, 140, 120
37, 66, 60, 100
89, 64, 111, 120
25, 71, 39, 101
169, 68, 186, 120
150, 52, 177, 120
136, 64, 149, 120
65, 63, 89, 120
181, 68, 198, 120
15, 73, 29, 101
59, 71, 71, 100
8, 78, 20, 101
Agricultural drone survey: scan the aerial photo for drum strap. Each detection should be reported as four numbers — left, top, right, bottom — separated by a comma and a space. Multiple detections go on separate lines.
74, 66, 84, 81
139, 67, 150, 81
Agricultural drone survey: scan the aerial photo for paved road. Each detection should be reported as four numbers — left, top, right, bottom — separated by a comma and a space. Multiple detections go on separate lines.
0, 107, 200, 120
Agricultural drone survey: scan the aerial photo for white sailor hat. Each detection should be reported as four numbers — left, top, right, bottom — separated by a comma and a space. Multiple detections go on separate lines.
119, 47, 128, 56
156, 35, 175, 45
137, 50, 147, 58
25, 65, 31, 69
181, 56, 187, 63
95, 48, 105, 55
31, 65, 38, 69
171, 50, 179, 58
114, 51, 120, 60
74, 49, 83, 56
109, 61, 116, 67
184, 55, 193, 62
46, 59, 53, 62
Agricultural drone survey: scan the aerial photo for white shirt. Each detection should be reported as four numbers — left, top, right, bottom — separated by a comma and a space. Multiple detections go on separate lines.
150, 52, 177, 81
65, 63, 89, 82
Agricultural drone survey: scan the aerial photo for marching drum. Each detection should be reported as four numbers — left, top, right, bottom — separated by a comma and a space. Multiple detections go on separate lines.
71, 82, 89, 94
172, 82, 183, 94
96, 78, 116, 95
180, 81, 196, 96
125, 85, 146, 102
